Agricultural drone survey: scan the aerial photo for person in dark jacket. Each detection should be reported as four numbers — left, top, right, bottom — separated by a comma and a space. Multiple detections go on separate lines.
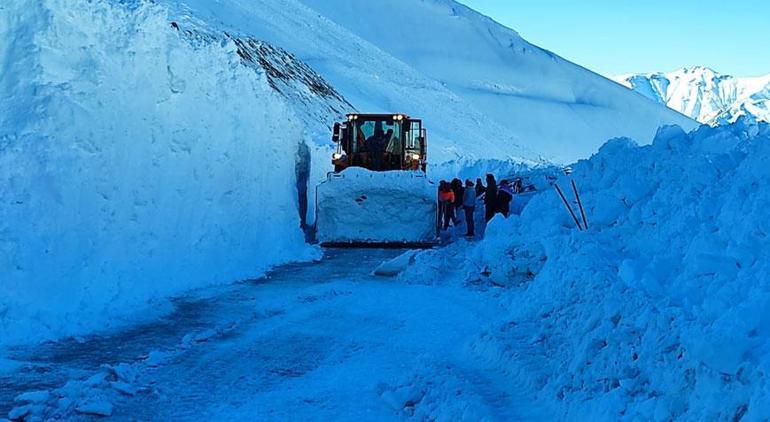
450, 178, 464, 225
484, 174, 498, 222
475, 178, 486, 197
437, 180, 446, 231
497, 179, 514, 218
367, 122, 386, 169
462, 179, 477, 237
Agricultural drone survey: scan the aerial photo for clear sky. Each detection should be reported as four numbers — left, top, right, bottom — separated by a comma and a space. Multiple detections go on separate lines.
457, 0, 770, 77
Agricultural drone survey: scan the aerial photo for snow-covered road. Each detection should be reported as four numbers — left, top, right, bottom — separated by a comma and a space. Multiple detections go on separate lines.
2, 249, 546, 420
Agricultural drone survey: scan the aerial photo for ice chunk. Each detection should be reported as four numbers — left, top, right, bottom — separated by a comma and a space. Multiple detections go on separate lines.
373, 250, 418, 277
14, 390, 51, 404
110, 381, 138, 396
75, 399, 114, 417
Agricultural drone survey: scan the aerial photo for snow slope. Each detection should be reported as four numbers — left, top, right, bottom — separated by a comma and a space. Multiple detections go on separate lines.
157, 0, 540, 167
400, 119, 770, 419
615, 66, 770, 125
298, 0, 697, 163
0, 0, 316, 345
154, 0, 696, 165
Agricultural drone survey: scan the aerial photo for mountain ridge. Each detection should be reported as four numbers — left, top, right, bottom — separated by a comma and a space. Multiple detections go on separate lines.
614, 66, 770, 125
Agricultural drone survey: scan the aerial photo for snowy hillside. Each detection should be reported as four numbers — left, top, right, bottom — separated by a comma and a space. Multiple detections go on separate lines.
154, 0, 696, 165
399, 120, 770, 419
299, 0, 697, 163
615, 66, 770, 125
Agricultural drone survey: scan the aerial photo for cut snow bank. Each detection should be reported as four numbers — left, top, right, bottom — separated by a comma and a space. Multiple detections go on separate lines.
0, 0, 314, 346
401, 120, 770, 419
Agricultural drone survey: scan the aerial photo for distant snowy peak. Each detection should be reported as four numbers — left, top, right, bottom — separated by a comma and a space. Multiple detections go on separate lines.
614, 66, 770, 125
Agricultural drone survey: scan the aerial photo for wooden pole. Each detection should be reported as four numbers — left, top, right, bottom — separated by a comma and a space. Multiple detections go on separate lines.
554, 184, 583, 230
571, 179, 588, 230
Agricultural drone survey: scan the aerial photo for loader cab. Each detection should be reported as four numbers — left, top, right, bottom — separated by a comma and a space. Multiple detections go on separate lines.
331, 113, 427, 173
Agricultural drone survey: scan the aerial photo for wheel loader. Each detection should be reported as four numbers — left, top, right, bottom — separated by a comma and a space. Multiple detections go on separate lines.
315, 113, 438, 247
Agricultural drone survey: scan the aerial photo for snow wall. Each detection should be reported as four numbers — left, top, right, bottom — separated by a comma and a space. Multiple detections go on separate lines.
0, 0, 315, 346
399, 120, 770, 420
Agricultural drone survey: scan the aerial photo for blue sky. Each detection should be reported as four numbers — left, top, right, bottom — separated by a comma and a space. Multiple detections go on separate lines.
458, 0, 770, 77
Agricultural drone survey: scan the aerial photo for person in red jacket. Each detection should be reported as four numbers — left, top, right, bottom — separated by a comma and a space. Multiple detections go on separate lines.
438, 181, 455, 230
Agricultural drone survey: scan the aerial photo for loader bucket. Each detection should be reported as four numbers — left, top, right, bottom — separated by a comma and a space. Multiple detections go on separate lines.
315, 167, 438, 247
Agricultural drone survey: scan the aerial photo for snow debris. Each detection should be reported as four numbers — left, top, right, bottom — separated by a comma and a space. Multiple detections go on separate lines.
143, 351, 171, 368
378, 360, 506, 421
109, 381, 138, 397
75, 399, 114, 417
8, 361, 136, 419
373, 250, 419, 277
6, 317, 254, 419
7, 405, 34, 421
12, 391, 50, 405
101, 363, 139, 385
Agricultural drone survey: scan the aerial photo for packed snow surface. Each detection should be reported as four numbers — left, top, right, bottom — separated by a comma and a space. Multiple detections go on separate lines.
401, 120, 770, 419
1, 249, 550, 421
316, 168, 437, 244
615, 66, 770, 125
0, 0, 314, 345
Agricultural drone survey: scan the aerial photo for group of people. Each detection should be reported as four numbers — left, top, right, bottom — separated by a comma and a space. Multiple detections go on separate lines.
438, 174, 523, 237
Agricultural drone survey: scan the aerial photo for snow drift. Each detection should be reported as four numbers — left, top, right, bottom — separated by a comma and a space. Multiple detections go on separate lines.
400, 120, 770, 419
0, 0, 314, 345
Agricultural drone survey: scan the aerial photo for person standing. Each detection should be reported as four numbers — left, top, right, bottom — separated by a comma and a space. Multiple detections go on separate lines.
484, 174, 498, 222
437, 180, 446, 231
438, 181, 455, 230
450, 178, 464, 225
462, 179, 477, 237
475, 178, 486, 197
497, 179, 514, 218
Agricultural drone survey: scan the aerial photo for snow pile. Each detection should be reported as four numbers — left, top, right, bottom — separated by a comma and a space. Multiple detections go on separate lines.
0, 0, 314, 345
402, 120, 770, 419
8, 365, 128, 420
615, 66, 770, 125
316, 168, 437, 244
378, 361, 501, 420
